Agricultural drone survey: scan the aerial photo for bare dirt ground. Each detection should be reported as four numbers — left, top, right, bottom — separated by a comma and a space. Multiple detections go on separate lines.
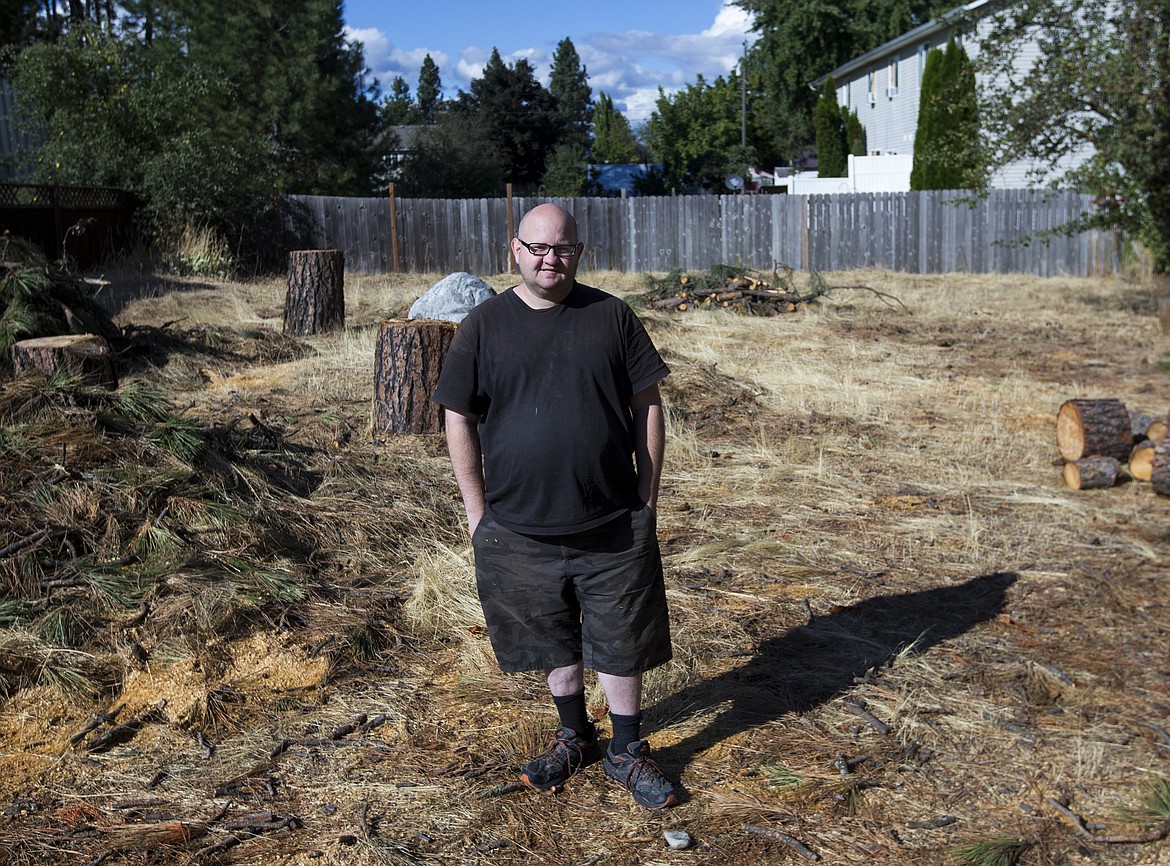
2, 265, 1169, 866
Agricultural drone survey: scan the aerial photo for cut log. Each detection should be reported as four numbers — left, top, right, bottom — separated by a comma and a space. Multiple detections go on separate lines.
1063, 456, 1121, 490
1146, 415, 1169, 443
283, 249, 344, 336
1127, 440, 1155, 479
373, 318, 457, 434
11, 334, 117, 389
1056, 398, 1131, 462
1151, 440, 1170, 496
1130, 411, 1156, 441
1129, 440, 1156, 482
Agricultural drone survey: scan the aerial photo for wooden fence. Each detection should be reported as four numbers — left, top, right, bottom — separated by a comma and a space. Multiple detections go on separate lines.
0, 183, 138, 269
278, 189, 1118, 278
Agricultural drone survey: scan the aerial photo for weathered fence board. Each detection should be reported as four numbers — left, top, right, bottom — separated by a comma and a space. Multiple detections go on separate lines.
278, 190, 1118, 278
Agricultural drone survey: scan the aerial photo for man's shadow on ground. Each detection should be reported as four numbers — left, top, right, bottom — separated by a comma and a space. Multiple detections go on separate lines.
646, 571, 1017, 775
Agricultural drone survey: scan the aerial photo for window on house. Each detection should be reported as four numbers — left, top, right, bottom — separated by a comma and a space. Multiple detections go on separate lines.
888, 56, 899, 95
917, 44, 926, 84
867, 70, 876, 104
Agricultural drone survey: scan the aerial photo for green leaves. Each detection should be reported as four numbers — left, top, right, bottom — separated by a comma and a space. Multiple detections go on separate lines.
977, 0, 1170, 270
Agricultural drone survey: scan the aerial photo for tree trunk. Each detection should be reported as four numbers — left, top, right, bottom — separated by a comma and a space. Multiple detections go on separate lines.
1056, 398, 1131, 462
1063, 455, 1121, 490
283, 249, 344, 336
373, 318, 457, 434
1129, 440, 1156, 482
1151, 440, 1170, 496
11, 334, 117, 389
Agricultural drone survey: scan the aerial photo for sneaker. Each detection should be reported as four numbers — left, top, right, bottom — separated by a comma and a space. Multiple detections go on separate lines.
603, 740, 679, 810
519, 726, 602, 792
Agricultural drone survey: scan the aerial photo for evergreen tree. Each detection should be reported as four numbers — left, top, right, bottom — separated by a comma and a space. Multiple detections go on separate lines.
591, 92, 638, 164
843, 105, 866, 156
911, 35, 981, 189
417, 53, 442, 122
381, 76, 420, 126
548, 37, 592, 149
0, 2, 40, 51
540, 142, 596, 196
453, 48, 559, 189
156, 0, 383, 196
814, 77, 847, 177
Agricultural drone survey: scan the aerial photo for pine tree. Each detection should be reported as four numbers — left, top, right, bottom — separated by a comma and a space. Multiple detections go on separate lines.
814, 77, 847, 177
455, 48, 559, 189
548, 37, 592, 150
381, 76, 420, 126
417, 54, 442, 122
591, 92, 638, 164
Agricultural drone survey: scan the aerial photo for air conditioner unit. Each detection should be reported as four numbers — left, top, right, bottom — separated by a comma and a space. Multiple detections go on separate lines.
868, 92, 877, 106
886, 86, 898, 98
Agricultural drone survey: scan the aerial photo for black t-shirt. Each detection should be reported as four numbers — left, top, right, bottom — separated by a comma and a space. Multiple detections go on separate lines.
432, 282, 669, 535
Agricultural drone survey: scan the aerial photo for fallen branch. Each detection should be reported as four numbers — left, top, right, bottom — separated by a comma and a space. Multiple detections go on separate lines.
843, 699, 892, 735
86, 700, 167, 753
1044, 797, 1170, 844
70, 704, 125, 747
743, 824, 819, 861
0, 527, 50, 559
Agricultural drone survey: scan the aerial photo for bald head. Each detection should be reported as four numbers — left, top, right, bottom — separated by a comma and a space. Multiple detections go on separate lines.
516, 203, 578, 243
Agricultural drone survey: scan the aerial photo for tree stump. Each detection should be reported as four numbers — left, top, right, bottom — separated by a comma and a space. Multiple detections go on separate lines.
11, 334, 117, 389
1129, 440, 1156, 482
1063, 455, 1121, 490
1151, 440, 1170, 496
1056, 398, 1131, 462
284, 249, 345, 336
373, 318, 457, 434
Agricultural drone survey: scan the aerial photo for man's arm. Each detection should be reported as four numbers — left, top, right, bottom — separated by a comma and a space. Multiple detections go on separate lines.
630, 383, 666, 511
444, 407, 486, 536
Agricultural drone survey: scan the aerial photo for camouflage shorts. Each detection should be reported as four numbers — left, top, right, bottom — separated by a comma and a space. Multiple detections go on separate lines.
471, 504, 673, 676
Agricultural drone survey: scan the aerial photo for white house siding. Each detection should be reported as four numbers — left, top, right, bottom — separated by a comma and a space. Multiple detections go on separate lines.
815, 0, 1098, 191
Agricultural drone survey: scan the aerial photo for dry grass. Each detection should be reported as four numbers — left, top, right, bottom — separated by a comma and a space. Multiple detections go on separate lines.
2, 265, 1169, 865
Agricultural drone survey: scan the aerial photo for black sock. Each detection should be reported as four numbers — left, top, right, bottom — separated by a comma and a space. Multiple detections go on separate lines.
552, 691, 592, 737
608, 712, 642, 755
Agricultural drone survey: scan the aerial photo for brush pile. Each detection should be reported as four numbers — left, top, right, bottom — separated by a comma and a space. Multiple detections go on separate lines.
643, 265, 831, 315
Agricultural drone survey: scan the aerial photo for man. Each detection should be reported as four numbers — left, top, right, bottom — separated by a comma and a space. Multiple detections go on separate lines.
432, 203, 677, 810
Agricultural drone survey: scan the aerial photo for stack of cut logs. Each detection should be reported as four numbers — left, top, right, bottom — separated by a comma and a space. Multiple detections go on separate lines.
644, 273, 817, 315
1056, 398, 1170, 493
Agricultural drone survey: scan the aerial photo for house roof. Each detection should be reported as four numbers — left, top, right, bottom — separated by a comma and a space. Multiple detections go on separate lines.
810, 0, 1002, 88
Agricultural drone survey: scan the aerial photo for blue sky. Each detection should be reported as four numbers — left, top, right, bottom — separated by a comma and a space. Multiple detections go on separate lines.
342, 0, 757, 125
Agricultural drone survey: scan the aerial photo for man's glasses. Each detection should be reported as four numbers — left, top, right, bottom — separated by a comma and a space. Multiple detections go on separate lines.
517, 238, 580, 258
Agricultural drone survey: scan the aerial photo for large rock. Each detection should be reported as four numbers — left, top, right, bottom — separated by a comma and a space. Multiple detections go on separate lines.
408, 272, 496, 323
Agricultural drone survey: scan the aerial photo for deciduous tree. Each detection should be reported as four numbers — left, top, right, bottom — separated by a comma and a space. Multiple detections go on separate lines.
978, 0, 1170, 270
644, 72, 751, 193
